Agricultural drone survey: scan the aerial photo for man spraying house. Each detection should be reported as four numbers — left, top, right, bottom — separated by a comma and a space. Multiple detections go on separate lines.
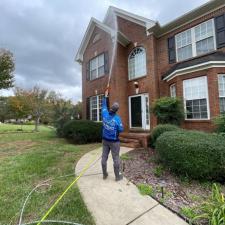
101, 88, 124, 181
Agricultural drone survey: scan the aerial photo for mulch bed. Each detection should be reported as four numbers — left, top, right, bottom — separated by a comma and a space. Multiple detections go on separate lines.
122, 148, 225, 223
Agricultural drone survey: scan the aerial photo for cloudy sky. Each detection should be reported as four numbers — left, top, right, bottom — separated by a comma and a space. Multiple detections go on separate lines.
0, 0, 209, 103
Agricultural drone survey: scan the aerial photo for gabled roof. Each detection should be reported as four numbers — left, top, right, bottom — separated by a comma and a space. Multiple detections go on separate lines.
75, 17, 130, 63
75, 6, 156, 63
162, 51, 225, 81
104, 6, 156, 30
149, 0, 225, 37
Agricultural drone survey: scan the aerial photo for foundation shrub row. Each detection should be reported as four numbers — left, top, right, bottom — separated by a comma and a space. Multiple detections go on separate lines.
61, 120, 102, 144
155, 130, 225, 181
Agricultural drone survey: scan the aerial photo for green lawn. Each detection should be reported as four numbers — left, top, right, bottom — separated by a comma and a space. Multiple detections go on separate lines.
0, 123, 50, 132
0, 124, 101, 225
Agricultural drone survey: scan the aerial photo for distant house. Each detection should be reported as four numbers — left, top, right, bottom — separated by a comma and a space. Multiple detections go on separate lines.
76, 0, 225, 148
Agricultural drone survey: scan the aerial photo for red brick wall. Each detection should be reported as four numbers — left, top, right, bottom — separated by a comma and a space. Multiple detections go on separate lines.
82, 6, 225, 132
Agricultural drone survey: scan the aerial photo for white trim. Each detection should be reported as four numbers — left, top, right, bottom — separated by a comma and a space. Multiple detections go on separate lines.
128, 93, 150, 130
149, 2, 225, 37
164, 61, 225, 82
75, 18, 130, 63
104, 6, 155, 30
183, 76, 210, 121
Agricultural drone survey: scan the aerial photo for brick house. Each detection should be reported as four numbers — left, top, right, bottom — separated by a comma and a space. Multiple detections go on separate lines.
76, 0, 225, 148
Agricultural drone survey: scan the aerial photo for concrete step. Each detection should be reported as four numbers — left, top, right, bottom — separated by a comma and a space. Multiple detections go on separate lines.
121, 141, 141, 148
120, 132, 150, 148
119, 137, 140, 144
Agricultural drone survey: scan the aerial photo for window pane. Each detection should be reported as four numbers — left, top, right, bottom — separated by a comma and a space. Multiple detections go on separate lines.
98, 54, 104, 67
196, 37, 214, 55
98, 66, 104, 77
218, 75, 225, 97
98, 95, 103, 121
90, 69, 97, 80
170, 84, 176, 97
195, 19, 214, 42
185, 99, 208, 119
177, 45, 192, 61
91, 109, 98, 121
90, 57, 97, 70
128, 47, 146, 79
220, 97, 225, 113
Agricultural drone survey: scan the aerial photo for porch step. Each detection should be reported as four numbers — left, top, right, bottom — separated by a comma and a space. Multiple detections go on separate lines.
119, 137, 140, 144
120, 132, 150, 149
121, 142, 141, 148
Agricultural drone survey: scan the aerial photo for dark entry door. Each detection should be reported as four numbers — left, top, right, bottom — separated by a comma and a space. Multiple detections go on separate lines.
130, 96, 142, 128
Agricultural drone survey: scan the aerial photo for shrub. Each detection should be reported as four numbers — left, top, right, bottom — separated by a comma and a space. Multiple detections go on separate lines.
150, 124, 180, 148
156, 130, 225, 181
193, 183, 225, 225
214, 113, 225, 133
152, 97, 184, 125
61, 120, 102, 144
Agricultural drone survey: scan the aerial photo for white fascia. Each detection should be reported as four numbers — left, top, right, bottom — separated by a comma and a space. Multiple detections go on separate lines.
164, 61, 225, 82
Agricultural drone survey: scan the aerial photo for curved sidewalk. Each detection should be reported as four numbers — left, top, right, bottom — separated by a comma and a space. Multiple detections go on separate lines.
75, 147, 188, 225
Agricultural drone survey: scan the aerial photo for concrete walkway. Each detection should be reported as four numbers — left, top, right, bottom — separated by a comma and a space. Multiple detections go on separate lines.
75, 147, 188, 225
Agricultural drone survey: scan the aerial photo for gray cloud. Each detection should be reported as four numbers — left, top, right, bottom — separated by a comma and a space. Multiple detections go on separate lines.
0, 0, 208, 102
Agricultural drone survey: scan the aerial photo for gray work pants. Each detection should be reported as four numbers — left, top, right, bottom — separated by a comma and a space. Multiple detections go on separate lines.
101, 139, 120, 169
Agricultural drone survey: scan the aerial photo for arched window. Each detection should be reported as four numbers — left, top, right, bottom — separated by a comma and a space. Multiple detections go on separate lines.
128, 47, 146, 80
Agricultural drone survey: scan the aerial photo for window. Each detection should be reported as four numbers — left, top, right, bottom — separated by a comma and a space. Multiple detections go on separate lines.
90, 95, 103, 121
175, 19, 216, 62
218, 74, 225, 113
176, 29, 193, 61
170, 84, 176, 97
183, 76, 209, 119
128, 47, 146, 80
90, 54, 104, 80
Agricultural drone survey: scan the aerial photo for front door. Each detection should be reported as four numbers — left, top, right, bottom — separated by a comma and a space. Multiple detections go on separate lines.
129, 94, 150, 130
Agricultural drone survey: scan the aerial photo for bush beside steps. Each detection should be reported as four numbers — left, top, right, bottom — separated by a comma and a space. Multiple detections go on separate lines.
150, 124, 180, 148
61, 120, 102, 144
156, 130, 225, 181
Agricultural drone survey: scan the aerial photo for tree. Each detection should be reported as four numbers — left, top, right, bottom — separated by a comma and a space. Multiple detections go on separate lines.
0, 97, 10, 122
0, 49, 15, 89
12, 86, 48, 131
74, 101, 82, 119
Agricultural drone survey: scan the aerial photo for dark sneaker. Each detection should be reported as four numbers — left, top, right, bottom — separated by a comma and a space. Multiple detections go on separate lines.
115, 174, 123, 182
103, 172, 108, 180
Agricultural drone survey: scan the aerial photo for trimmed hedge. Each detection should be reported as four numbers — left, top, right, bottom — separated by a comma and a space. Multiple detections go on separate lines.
61, 120, 102, 144
156, 130, 225, 181
150, 124, 180, 148
214, 113, 225, 133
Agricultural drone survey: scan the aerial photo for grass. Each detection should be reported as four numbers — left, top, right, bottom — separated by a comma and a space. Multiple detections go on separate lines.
0, 123, 50, 132
0, 124, 101, 225
137, 184, 154, 196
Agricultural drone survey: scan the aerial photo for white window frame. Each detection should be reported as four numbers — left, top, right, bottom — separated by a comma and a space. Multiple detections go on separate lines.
170, 84, 176, 97
90, 94, 103, 122
128, 47, 147, 80
218, 74, 225, 113
175, 19, 216, 62
128, 93, 150, 130
183, 76, 210, 120
90, 53, 105, 80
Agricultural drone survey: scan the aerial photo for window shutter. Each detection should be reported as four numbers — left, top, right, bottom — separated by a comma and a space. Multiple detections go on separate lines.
168, 36, 176, 64
215, 13, 225, 49
86, 97, 90, 120
86, 61, 90, 80
104, 51, 109, 74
